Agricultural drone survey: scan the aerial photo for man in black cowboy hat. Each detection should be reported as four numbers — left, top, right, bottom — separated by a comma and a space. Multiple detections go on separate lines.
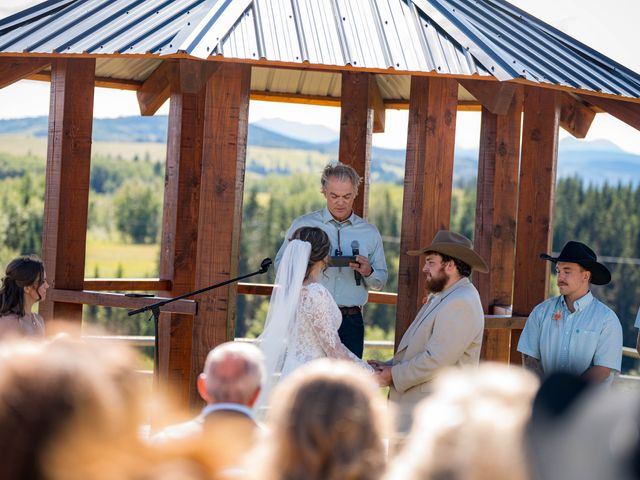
369, 230, 488, 434
518, 241, 622, 385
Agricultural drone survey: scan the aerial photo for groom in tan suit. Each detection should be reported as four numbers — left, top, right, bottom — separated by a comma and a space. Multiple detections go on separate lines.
370, 230, 487, 434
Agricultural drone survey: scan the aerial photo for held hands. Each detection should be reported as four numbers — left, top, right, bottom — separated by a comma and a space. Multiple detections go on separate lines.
368, 360, 393, 387
349, 255, 373, 277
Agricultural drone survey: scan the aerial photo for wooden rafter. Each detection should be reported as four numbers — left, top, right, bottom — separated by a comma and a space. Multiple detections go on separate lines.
0, 57, 50, 89
559, 92, 596, 138
137, 59, 221, 116
369, 75, 386, 133
579, 93, 640, 131
458, 79, 518, 115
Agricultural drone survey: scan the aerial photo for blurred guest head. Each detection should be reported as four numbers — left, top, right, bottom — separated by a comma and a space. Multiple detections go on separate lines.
0, 336, 145, 480
526, 372, 640, 480
388, 363, 538, 480
198, 341, 265, 406
254, 359, 387, 480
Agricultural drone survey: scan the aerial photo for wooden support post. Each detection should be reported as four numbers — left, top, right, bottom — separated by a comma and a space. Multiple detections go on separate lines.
395, 77, 458, 348
40, 59, 95, 322
474, 88, 523, 363
157, 84, 206, 404
512, 87, 560, 364
339, 72, 374, 218
189, 63, 250, 406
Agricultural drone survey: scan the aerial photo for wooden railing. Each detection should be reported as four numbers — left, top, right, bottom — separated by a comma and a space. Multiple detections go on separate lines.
71, 278, 636, 363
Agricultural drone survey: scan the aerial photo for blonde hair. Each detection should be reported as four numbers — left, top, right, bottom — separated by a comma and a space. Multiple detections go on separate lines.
388, 363, 539, 480
254, 359, 386, 480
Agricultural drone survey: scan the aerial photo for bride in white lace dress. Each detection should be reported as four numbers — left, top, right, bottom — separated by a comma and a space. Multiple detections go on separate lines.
256, 227, 372, 409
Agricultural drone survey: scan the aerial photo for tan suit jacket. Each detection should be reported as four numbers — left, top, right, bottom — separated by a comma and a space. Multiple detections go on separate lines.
389, 277, 484, 433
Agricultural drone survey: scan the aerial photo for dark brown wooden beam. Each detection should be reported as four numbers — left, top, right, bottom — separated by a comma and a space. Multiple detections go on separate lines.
137, 60, 178, 116
339, 72, 374, 218
369, 76, 386, 133
559, 93, 596, 138
28, 71, 142, 90
474, 88, 523, 363
512, 87, 560, 363
459, 79, 518, 115
137, 60, 221, 116
157, 86, 206, 405
579, 93, 640, 131
48, 289, 196, 314
178, 59, 220, 94
83, 278, 171, 291
189, 63, 250, 406
40, 58, 95, 323
395, 77, 458, 349
0, 57, 50, 89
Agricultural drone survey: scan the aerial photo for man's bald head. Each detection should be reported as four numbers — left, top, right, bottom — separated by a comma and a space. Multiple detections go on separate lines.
198, 342, 265, 406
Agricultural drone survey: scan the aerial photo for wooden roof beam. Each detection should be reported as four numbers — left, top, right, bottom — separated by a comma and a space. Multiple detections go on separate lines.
559, 93, 596, 138
579, 94, 640, 131
137, 60, 221, 116
0, 57, 50, 89
369, 76, 385, 133
137, 60, 178, 116
458, 79, 517, 115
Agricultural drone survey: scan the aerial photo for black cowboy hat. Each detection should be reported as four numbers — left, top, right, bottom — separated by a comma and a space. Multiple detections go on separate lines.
540, 241, 611, 285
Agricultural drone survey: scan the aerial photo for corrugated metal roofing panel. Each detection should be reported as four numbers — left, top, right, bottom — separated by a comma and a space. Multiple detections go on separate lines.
0, 0, 638, 100
414, 0, 640, 97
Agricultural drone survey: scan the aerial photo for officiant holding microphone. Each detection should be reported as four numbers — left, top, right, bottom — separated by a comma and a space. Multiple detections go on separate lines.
275, 163, 388, 358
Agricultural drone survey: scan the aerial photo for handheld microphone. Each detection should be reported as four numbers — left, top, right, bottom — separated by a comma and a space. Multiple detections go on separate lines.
259, 258, 273, 274
351, 240, 362, 286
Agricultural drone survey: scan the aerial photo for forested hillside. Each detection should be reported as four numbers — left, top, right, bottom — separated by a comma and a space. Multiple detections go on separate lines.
0, 125, 639, 370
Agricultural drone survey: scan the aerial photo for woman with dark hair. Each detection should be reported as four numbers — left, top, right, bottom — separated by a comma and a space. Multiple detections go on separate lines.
0, 255, 48, 338
256, 227, 372, 411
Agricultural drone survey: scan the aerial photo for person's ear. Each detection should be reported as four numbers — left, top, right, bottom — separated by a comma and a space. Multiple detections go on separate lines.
197, 374, 210, 402
247, 387, 261, 407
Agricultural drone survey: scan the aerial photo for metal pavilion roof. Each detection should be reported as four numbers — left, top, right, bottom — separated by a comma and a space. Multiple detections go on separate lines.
0, 0, 639, 103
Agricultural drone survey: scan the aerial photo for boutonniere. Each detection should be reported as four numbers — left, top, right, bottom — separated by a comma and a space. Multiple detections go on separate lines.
552, 311, 562, 321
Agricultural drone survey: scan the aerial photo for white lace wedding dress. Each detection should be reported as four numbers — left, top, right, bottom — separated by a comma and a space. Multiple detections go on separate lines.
281, 282, 372, 377
255, 239, 372, 414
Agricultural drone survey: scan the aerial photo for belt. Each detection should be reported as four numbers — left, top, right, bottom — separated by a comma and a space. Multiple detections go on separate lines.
338, 306, 361, 315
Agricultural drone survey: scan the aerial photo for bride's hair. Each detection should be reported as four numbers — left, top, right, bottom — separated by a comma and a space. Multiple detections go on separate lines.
290, 227, 330, 280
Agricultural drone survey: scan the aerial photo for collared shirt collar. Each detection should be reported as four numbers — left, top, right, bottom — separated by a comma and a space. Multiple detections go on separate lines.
199, 402, 256, 421
561, 291, 594, 312
321, 207, 357, 226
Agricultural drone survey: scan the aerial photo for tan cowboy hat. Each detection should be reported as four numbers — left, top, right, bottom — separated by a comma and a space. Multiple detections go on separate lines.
407, 230, 489, 273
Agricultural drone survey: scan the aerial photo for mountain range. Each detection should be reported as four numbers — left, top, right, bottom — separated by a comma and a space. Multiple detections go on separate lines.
0, 115, 638, 186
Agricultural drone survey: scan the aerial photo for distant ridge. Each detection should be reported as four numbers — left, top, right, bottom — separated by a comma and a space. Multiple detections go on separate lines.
0, 116, 638, 186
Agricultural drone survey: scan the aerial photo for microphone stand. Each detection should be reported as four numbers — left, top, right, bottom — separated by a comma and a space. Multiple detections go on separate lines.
128, 258, 272, 385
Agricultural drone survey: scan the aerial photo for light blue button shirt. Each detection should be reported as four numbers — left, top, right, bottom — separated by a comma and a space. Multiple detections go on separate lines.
517, 292, 623, 386
275, 208, 388, 307
634, 306, 640, 328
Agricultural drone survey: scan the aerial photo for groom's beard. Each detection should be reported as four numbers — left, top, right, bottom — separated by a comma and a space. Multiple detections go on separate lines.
426, 266, 448, 293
